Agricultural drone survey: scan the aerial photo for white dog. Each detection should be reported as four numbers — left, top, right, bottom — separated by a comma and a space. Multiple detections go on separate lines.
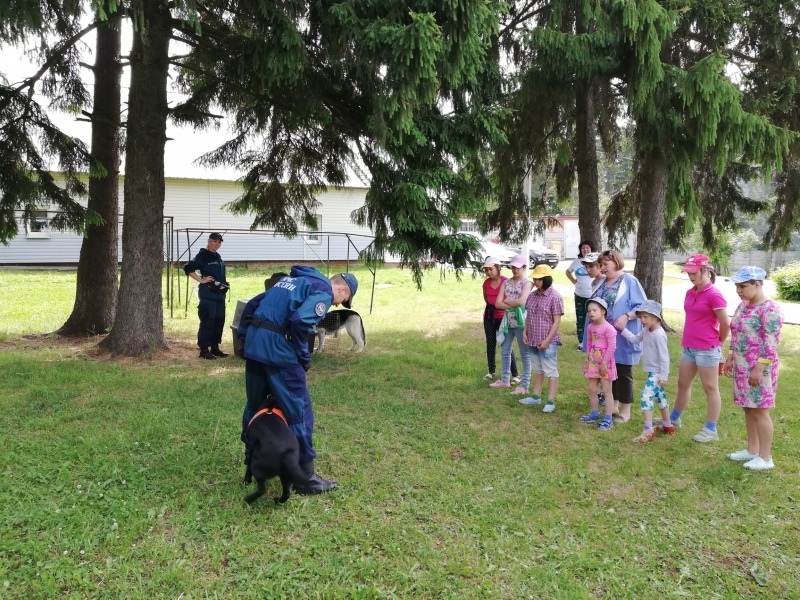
312, 309, 366, 353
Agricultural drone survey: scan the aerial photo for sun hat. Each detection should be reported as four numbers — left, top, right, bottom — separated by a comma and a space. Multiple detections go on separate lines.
730, 266, 767, 283
581, 252, 601, 264
339, 272, 358, 308
483, 256, 501, 268
508, 253, 528, 269
682, 254, 710, 273
586, 297, 608, 311
635, 299, 663, 321
530, 264, 553, 279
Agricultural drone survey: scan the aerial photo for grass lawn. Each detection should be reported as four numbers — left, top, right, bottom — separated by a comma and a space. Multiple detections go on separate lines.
1, 265, 799, 598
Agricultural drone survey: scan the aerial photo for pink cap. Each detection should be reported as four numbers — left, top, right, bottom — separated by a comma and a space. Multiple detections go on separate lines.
508, 254, 527, 268
682, 254, 710, 274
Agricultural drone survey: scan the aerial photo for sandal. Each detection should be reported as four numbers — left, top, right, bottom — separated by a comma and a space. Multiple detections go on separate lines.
613, 415, 630, 424
633, 431, 656, 443
598, 418, 613, 431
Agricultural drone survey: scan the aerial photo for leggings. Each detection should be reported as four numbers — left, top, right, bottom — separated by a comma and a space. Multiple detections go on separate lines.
575, 294, 589, 343
483, 316, 518, 377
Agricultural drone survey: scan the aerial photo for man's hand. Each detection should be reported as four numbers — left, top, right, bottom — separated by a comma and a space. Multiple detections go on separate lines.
301, 362, 311, 373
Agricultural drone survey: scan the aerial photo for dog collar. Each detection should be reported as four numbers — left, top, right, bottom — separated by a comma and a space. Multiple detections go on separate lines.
248, 407, 288, 428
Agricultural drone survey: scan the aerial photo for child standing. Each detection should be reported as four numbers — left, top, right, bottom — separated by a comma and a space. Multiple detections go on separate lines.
580, 298, 617, 430
723, 267, 783, 471
519, 265, 564, 412
620, 300, 673, 443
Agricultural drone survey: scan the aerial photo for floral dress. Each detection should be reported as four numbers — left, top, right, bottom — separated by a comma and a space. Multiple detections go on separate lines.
729, 299, 783, 408
584, 320, 618, 380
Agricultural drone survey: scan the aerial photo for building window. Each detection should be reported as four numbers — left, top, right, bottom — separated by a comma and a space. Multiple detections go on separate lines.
304, 215, 321, 244
26, 209, 51, 238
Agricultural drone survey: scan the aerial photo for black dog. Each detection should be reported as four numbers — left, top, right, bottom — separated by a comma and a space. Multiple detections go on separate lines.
243, 401, 306, 504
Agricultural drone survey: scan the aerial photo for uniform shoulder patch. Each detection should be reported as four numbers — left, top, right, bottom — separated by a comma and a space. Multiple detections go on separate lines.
315, 302, 326, 317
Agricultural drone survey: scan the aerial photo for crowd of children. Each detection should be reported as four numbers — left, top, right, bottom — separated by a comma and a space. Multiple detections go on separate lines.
481, 249, 784, 472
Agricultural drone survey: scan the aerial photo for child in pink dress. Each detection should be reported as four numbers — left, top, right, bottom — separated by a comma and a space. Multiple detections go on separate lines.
580, 298, 617, 431
723, 266, 783, 471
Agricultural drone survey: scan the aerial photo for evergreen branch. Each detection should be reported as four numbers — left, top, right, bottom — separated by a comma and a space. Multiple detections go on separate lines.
684, 32, 798, 77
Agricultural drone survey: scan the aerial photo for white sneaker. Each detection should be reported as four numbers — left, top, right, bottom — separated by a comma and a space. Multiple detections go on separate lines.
729, 449, 759, 462
483, 373, 495, 381
692, 427, 719, 443
743, 456, 774, 471
542, 402, 555, 413
511, 376, 521, 385
519, 396, 542, 405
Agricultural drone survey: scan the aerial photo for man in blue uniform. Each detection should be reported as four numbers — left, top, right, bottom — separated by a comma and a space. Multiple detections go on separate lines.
237, 266, 358, 495
184, 232, 230, 359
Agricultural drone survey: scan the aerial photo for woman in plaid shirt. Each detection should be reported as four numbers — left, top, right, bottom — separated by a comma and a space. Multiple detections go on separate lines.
520, 264, 564, 413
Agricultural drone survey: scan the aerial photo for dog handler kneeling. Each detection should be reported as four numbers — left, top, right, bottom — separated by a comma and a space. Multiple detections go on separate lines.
237, 266, 357, 495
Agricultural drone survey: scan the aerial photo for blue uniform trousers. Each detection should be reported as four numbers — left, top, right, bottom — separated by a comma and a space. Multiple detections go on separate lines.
243, 358, 317, 463
198, 298, 225, 348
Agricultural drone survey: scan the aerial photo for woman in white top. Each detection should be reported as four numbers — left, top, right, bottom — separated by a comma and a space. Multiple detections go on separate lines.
566, 240, 597, 350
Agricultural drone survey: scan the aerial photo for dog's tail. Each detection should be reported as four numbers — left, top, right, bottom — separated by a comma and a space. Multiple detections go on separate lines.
245, 480, 266, 504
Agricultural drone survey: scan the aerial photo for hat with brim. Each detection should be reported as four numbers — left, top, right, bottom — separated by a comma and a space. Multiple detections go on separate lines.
635, 299, 662, 321
483, 256, 501, 268
530, 264, 553, 279
581, 252, 601, 264
508, 253, 527, 269
340, 272, 358, 308
586, 297, 608, 311
682, 254, 710, 274
730, 266, 767, 283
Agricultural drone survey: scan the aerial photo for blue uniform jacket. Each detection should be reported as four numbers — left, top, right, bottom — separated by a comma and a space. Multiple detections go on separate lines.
239, 266, 333, 367
184, 248, 227, 302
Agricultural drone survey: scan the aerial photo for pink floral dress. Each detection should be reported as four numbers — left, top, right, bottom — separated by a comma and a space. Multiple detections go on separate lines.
584, 320, 618, 380
729, 299, 783, 408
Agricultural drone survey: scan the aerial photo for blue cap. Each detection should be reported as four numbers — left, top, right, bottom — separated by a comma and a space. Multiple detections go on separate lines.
730, 266, 766, 283
208, 232, 223, 241
340, 272, 358, 308
635, 299, 662, 321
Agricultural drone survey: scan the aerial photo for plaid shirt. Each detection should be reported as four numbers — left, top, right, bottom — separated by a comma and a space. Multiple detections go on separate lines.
524, 286, 564, 346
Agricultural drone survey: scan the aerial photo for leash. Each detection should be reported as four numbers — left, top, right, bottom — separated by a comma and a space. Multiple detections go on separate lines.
248, 407, 289, 428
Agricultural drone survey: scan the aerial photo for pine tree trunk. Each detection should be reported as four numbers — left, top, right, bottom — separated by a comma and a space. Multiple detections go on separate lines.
57, 16, 121, 336
575, 81, 602, 248
99, 0, 170, 355
633, 148, 667, 304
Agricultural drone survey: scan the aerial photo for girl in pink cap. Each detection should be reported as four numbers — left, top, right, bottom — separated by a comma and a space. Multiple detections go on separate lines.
667, 254, 730, 442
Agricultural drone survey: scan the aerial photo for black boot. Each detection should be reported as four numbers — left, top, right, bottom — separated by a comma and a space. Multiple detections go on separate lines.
211, 345, 229, 358
294, 460, 339, 495
199, 348, 217, 360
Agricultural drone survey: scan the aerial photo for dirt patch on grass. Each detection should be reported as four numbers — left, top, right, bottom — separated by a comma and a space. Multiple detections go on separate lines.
1, 332, 213, 365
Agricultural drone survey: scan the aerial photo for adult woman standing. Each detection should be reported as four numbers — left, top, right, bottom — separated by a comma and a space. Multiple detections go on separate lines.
566, 240, 596, 350
589, 250, 646, 423
491, 254, 533, 393
723, 267, 783, 471
668, 254, 729, 442
481, 257, 520, 383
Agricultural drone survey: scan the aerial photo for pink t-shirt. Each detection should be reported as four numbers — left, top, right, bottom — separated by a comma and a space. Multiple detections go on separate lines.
483, 276, 508, 319
682, 282, 727, 349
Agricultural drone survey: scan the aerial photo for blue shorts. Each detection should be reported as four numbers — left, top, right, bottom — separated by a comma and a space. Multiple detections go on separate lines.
681, 346, 722, 368
528, 344, 559, 378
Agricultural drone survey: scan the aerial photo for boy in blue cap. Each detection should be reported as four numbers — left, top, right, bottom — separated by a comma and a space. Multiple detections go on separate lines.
237, 267, 357, 495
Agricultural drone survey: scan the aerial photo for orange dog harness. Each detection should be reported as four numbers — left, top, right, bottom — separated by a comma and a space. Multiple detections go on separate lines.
248, 407, 288, 428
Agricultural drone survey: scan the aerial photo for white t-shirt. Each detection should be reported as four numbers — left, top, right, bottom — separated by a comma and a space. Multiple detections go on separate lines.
568, 258, 593, 298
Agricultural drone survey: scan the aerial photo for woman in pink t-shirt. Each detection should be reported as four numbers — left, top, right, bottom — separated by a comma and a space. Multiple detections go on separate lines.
669, 254, 730, 443
481, 257, 519, 382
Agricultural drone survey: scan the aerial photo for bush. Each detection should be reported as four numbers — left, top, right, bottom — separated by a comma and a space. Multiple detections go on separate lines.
771, 262, 800, 301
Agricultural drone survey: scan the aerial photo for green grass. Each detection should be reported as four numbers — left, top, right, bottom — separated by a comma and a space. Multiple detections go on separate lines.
1, 265, 799, 598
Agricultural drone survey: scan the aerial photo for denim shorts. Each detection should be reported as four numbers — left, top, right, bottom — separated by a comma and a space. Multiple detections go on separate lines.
681, 346, 722, 368
528, 344, 559, 378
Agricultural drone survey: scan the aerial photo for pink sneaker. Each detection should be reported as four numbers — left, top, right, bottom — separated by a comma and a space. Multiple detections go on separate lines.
489, 381, 510, 388
511, 386, 529, 395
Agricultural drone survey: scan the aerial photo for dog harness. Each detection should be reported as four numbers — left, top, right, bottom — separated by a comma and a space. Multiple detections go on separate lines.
248, 407, 289, 428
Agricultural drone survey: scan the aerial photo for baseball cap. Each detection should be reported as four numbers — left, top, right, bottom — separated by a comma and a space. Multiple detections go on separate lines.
530, 264, 553, 279
340, 272, 358, 308
581, 252, 601, 264
635, 299, 662, 321
730, 266, 767, 283
483, 256, 501, 268
209, 232, 224, 241
586, 297, 608, 311
508, 253, 528, 269
682, 254, 710, 273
